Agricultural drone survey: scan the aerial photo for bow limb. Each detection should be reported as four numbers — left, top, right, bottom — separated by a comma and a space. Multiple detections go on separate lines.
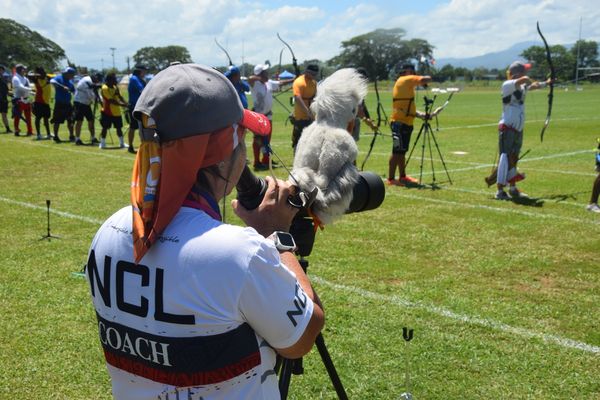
214, 38, 233, 66
433, 92, 454, 117
277, 33, 300, 78
536, 21, 555, 142
361, 78, 383, 171
277, 47, 284, 77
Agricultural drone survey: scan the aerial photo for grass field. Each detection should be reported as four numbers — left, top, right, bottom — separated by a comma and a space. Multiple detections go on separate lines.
1, 81, 599, 399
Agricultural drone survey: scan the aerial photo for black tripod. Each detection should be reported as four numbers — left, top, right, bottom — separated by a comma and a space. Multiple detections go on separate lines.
276, 258, 348, 400
406, 96, 453, 186
40, 199, 60, 240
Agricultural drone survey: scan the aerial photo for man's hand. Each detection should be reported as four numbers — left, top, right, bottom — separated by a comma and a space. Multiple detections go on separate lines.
363, 118, 377, 131
232, 176, 299, 237
415, 110, 428, 120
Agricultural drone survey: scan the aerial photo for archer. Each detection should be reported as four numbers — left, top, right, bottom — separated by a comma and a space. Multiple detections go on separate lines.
485, 61, 554, 200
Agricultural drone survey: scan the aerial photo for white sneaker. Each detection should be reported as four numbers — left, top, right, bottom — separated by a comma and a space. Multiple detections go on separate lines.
99, 142, 107, 149
586, 203, 600, 213
495, 191, 511, 200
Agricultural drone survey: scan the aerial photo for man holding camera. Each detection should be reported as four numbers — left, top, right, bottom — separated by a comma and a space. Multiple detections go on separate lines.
87, 64, 324, 400
291, 64, 318, 150
388, 63, 432, 185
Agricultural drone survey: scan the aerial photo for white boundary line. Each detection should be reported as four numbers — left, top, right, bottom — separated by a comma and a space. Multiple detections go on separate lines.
418, 149, 593, 176
2, 193, 598, 354
311, 277, 600, 354
4, 136, 133, 161
525, 168, 597, 177
386, 191, 600, 225
0, 196, 104, 225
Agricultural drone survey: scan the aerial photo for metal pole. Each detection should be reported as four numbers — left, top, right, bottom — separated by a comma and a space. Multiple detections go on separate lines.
575, 17, 582, 90
110, 47, 116, 70
241, 40, 245, 76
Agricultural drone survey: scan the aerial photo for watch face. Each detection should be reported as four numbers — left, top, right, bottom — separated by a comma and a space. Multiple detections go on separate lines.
278, 233, 295, 247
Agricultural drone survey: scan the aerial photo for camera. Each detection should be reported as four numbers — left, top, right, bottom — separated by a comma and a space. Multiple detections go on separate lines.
236, 165, 385, 256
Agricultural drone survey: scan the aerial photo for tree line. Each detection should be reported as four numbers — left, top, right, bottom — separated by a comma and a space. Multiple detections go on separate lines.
2, 18, 598, 84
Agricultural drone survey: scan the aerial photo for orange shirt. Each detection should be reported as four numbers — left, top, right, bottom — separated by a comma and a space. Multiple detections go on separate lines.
292, 74, 317, 121
391, 75, 426, 125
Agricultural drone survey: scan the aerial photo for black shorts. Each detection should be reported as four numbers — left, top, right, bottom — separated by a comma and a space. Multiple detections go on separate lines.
100, 113, 123, 129
73, 102, 94, 122
0, 100, 8, 114
292, 119, 312, 149
390, 121, 414, 155
127, 105, 139, 129
52, 102, 73, 124
33, 102, 51, 119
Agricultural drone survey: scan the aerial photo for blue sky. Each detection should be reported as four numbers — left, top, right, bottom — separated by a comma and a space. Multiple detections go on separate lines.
2, 0, 599, 70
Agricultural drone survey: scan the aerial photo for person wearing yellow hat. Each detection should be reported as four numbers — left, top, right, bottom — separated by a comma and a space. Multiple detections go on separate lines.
86, 63, 324, 399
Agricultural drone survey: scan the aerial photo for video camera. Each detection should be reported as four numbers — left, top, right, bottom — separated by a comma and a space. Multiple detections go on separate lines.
236, 165, 385, 257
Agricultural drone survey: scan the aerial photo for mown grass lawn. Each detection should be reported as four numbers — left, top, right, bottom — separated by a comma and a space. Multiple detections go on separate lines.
1, 81, 598, 399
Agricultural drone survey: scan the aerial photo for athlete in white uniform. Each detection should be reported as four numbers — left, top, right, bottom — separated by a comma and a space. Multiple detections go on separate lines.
493, 61, 552, 200
87, 64, 324, 400
248, 63, 293, 170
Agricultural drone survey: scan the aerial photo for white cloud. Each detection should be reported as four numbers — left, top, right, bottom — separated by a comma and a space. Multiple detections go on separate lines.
405, 0, 600, 58
2, 0, 600, 70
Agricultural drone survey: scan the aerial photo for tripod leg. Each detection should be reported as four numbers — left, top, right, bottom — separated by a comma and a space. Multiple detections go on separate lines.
46, 200, 51, 238
278, 358, 294, 400
315, 334, 348, 400
427, 123, 436, 184
419, 125, 427, 185
406, 123, 425, 168
430, 128, 453, 185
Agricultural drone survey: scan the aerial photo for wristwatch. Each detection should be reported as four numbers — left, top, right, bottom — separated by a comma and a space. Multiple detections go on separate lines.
268, 231, 297, 252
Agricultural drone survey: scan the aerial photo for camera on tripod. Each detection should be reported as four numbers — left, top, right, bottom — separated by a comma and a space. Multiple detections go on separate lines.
236, 165, 385, 256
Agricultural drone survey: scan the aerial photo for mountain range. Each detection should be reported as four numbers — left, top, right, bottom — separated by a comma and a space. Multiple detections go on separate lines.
435, 41, 541, 69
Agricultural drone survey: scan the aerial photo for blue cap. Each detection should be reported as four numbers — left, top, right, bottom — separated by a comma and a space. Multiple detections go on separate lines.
224, 65, 240, 78
63, 66, 77, 74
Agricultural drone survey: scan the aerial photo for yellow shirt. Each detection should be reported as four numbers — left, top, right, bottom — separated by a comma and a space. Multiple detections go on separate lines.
292, 75, 317, 121
101, 84, 122, 117
34, 77, 52, 104
391, 75, 426, 125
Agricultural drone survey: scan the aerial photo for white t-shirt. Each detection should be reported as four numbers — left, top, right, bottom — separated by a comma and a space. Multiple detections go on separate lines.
250, 80, 281, 117
74, 76, 97, 105
499, 79, 527, 132
87, 206, 313, 400
12, 73, 31, 102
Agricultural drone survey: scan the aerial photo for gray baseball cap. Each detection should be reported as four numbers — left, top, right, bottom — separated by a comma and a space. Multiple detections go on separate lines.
508, 61, 530, 76
134, 63, 269, 142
